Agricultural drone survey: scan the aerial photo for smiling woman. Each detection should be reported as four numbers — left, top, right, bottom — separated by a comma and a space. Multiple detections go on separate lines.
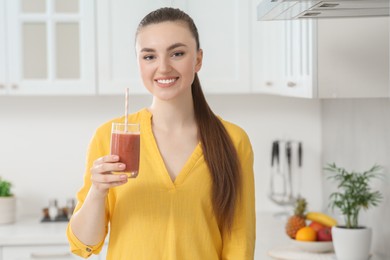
66, 7, 255, 260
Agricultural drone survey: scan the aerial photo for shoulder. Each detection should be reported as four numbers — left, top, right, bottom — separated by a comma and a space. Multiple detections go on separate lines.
219, 117, 254, 172
218, 117, 252, 151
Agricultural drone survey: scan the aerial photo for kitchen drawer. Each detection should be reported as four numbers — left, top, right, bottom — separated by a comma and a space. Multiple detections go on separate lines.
1, 245, 101, 260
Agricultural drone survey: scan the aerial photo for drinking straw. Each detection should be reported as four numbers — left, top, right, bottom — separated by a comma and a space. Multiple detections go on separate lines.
125, 88, 129, 132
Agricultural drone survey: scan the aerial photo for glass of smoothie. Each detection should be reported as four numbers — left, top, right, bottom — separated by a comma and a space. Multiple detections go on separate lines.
110, 122, 140, 178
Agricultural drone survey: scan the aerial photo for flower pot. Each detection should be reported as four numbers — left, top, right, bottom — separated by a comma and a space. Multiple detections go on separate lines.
0, 196, 16, 224
332, 226, 372, 260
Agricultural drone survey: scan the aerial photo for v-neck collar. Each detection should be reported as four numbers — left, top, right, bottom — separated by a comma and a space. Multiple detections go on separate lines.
141, 109, 203, 189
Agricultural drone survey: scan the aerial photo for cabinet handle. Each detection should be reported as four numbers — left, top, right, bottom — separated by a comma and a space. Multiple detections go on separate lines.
30, 252, 72, 258
0, 84, 5, 89
287, 81, 296, 88
11, 84, 18, 90
265, 81, 273, 87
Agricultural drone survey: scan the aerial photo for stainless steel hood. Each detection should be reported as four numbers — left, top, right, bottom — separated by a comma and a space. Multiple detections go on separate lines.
257, 0, 389, 20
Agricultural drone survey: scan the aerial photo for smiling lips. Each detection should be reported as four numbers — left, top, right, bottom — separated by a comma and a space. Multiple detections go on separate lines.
155, 77, 178, 88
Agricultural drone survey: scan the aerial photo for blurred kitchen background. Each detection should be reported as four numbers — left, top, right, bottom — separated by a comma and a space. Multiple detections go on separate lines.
0, 0, 389, 259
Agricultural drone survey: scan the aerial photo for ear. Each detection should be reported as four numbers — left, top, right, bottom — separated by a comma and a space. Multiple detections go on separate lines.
195, 49, 203, 73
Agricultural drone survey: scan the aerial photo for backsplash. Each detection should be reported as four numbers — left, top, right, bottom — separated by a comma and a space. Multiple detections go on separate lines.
321, 98, 390, 259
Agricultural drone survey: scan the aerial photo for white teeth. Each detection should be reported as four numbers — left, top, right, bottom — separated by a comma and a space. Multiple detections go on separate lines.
157, 78, 176, 84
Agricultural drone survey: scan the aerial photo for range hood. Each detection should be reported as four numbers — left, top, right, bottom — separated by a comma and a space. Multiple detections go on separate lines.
257, 0, 389, 20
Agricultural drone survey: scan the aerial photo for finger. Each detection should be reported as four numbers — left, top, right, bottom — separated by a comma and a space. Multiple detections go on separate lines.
92, 162, 126, 175
91, 171, 128, 184
93, 155, 120, 167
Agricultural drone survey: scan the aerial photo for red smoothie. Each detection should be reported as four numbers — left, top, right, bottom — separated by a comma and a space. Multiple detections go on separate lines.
111, 132, 140, 177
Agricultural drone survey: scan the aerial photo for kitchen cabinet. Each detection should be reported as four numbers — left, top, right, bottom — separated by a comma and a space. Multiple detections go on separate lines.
97, 0, 250, 94
2, 0, 95, 95
251, 0, 314, 98
253, 0, 389, 98
0, 0, 6, 95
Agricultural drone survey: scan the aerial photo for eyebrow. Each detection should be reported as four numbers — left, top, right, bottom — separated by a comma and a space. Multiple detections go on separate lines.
140, 43, 187, 53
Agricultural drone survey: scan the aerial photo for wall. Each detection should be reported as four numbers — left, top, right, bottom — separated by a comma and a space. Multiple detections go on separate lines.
321, 98, 390, 259
0, 94, 322, 219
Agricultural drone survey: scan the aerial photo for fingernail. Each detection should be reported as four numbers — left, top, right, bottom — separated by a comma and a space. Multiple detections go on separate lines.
118, 164, 125, 169
113, 155, 119, 160
120, 174, 127, 180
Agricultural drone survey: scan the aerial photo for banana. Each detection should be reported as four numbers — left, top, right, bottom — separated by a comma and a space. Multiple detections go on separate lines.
306, 212, 337, 227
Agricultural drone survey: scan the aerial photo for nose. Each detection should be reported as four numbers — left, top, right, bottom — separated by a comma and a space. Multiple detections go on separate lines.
157, 57, 172, 73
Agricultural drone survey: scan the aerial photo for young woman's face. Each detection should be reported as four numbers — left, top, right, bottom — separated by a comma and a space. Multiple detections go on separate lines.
135, 21, 202, 101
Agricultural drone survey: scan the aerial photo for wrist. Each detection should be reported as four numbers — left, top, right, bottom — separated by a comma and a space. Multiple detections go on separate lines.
88, 185, 109, 201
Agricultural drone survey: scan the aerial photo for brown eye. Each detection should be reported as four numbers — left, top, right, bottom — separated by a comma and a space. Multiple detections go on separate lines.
143, 55, 155, 61
172, 52, 185, 58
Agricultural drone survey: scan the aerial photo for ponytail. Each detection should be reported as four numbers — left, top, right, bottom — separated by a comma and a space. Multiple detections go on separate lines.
192, 74, 241, 233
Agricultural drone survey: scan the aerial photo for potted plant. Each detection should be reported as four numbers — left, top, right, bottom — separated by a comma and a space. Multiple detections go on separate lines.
0, 176, 16, 224
324, 163, 383, 260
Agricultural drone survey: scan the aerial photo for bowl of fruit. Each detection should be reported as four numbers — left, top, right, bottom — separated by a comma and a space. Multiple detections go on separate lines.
286, 198, 336, 253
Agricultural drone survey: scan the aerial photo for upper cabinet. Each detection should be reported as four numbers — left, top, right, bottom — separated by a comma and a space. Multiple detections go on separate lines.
96, 0, 250, 95
1, 0, 387, 97
3, 0, 95, 95
251, 0, 314, 98
0, 0, 7, 95
252, 0, 389, 98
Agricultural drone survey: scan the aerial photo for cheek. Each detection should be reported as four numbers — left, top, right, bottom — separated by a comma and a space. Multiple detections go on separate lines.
138, 62, 155, 91
183, 59, 198, 75
138, 62, 152, 79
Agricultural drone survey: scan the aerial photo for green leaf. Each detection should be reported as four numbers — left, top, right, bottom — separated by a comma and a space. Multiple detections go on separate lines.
0, 177, 12, 197
324, 163, 383, 228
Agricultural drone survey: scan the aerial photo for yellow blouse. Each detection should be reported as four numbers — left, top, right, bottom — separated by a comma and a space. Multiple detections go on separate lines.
67, 109, 256, 259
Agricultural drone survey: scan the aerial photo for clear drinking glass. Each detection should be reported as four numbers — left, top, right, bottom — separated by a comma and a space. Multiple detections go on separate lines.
110, 123, 140, 178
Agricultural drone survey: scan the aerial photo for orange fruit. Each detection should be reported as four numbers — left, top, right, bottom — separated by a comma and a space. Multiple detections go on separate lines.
295, 226, 317, 241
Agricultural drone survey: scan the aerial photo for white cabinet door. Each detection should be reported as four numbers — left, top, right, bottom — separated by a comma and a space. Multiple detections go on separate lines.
184, 0, 250, 93
97, 0, 174, 95
252, 0, 314, 98
0, 0, 6, 95
2, 245, 100, 260
252, 17, 286, 96
5, 0, 95, 95
282, 19, 315, 98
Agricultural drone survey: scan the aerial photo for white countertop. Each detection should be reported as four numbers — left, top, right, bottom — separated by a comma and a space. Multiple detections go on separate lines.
0, 218, 69, 246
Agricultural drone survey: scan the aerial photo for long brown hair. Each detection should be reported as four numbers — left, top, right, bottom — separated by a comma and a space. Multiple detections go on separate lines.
136, 7, 241, 233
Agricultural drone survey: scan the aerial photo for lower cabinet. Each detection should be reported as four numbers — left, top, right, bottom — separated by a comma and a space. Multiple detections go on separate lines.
1, 245, 105, 260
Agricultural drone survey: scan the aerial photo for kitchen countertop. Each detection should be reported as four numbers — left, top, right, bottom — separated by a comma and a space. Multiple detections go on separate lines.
0, 212, 384, 259
0, 218, 70, 246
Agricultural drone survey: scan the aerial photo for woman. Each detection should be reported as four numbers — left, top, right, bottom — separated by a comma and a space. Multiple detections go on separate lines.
67, 7, 255, 259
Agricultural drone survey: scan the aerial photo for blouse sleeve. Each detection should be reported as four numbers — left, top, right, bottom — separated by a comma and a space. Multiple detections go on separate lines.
66, 129, 110, 258
221, 130, 256, 260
